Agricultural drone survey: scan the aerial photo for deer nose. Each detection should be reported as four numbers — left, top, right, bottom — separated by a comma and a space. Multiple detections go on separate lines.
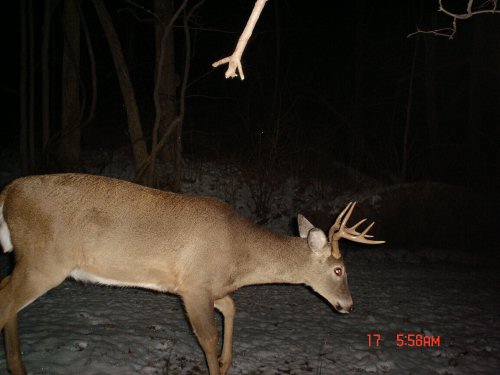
334, 303, 353, 314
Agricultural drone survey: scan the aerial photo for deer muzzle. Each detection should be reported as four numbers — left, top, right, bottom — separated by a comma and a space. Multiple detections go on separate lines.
334, 301, 354, 314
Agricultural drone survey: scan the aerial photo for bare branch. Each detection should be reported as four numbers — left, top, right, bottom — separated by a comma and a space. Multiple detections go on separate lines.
409, 0, 499, 39
212, 0, 268, 80
438, 0, 498, 19
407, 25, 456, 40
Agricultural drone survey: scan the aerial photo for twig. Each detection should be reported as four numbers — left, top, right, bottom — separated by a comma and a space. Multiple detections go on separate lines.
407, 25, 456, 39
409, 0, 499, 39
212, 0, 268, 80
439, 0, 498, 19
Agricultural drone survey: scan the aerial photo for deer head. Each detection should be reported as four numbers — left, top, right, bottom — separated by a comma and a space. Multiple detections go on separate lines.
298, 202, 384, 313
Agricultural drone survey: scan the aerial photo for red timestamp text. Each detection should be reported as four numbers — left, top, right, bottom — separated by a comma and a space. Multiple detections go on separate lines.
367, 333, 441, 348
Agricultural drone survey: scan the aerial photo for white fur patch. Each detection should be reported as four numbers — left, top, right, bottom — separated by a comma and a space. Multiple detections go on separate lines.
69, 268, 166, 292
0, 204, 13, 253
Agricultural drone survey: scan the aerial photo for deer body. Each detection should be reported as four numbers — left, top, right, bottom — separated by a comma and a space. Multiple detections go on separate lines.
0, 174, 383, 375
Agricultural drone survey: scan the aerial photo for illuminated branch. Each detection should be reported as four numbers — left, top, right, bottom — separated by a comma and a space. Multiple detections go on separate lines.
439, 0, 498, 19
212, 0, 268, 80
409, 0, 499, 39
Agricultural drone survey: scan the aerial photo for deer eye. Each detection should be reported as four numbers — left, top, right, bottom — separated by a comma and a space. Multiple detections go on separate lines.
334, 267, 342, 277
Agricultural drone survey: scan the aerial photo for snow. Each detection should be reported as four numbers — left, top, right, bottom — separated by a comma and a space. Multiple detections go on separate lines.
1, 156, 499, 374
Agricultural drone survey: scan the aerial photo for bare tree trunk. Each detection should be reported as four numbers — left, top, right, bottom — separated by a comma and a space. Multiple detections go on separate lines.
28, 0, 35, 172
401, 38, 418, 182
80, 3, 97, 129
173, 0, 205, 190
154, 0, 179, 173
424, 16, 439, 179
42, 0, 54, 164
467, 17, 482, 167
146, 0, 195, 190
58, 0, 81, 171
92, 0, 152, 184
349, 0, 371, 172
20, 0, 29, 175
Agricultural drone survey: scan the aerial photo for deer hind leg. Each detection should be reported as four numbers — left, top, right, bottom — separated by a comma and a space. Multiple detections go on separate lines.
214, 295, 235, 375
0, 264, 68, 375
1, 276, 26, 375
183, 292, 220, 375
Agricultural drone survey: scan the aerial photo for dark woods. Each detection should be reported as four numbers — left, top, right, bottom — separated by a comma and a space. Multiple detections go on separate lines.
4, 0, 500, 193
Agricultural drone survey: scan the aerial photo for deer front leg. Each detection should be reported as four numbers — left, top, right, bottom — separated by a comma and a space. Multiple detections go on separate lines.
0, 276, 26, 375
183, 292, 220, 375
214, 295, 235, 375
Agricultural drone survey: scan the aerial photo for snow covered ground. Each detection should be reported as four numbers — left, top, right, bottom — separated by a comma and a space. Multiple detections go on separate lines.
1, 256, 498, 374
1, 156, 499, 374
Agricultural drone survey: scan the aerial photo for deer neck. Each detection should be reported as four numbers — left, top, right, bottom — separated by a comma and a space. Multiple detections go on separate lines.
236, 225, 310, 288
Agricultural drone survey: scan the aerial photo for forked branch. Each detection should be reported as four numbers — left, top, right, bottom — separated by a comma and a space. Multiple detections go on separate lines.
409, 0, 500, 39
212, 0, 268, 80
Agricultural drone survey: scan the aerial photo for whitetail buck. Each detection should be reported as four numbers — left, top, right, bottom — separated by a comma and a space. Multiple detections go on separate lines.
0, 174, 384, 375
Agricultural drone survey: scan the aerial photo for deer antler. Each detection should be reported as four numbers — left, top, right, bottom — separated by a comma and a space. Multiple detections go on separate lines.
328, 202, 385, 259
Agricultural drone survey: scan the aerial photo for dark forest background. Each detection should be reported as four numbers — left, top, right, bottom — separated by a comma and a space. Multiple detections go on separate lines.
0, 0, 499, 251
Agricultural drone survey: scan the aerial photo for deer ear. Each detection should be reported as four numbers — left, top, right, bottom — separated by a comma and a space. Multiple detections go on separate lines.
307, 228, 328, 254
298, 214, 315, 238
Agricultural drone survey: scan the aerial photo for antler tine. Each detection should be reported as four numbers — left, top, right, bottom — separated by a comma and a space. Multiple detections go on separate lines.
339, 201, 356, 231
361, 221, 374, 236
347, 221, 385, 244
329, 201, 385, 259
331, 201, 356, 241
329, 202, 353, 244
343, 218, 374, 238
332, 202, 353, 229
330, 202, 385, 244
329, 202, 355, 259
349, 218, 366, 231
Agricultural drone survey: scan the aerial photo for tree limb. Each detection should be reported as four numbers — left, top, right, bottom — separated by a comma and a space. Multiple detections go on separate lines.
409, 0, 499, 39
212, 0, 268, 80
